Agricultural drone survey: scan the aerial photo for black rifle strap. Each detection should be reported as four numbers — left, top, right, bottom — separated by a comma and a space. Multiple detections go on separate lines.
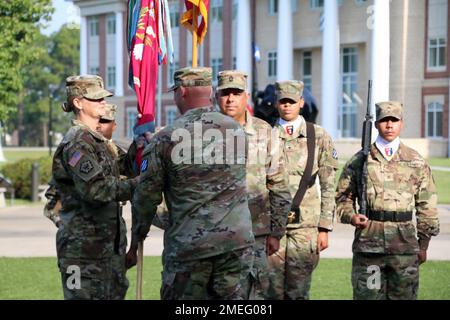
291, 122, 316, 210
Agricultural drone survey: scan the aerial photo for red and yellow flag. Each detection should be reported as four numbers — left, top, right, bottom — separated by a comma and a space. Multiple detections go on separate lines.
181, 0, 209, 44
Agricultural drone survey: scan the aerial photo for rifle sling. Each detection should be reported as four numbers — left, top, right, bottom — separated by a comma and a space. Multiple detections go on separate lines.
291, 121, 316, 210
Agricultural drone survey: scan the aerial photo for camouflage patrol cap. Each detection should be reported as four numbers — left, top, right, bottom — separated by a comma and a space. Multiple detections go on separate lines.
66, 75, 113, 100
376, 101, 403, 121
100, 104, 117, 121
275, 80, 304, 103
217, 70, 248, 91
168, 67, 212, 91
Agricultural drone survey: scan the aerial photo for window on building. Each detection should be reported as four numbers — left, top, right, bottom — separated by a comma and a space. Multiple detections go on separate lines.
302, 51, 312, 92
170, 2, 180, 27
167, 61, 180, 87
427, 0, 448, 71
89, 66, 99, 75
127, 108, 138, 139
268, 0, 297, 14
268, 51, 277, 78
426, 102, 443, 137
232, 0, 238, 20
211, 0, 223, 23
211, 58, 223, 83
310, 0, 342, 9
165, 106, 178, 126
268, 0, 278, 15
89, 16, 99, 37
428, 38, 447, 69
355, 0, 368, 5
107, 14, 116, 35
340, 47, 358, 138
107, 66, 116, 89
310, 0, 324, 9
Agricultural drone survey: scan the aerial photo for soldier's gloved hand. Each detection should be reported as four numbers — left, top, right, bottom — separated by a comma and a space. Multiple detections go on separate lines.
418, 250, 427, 265
126, 247, 138, 269
266, 236, 281, 256
126, 237, 139, 269
351, 214, 368, 229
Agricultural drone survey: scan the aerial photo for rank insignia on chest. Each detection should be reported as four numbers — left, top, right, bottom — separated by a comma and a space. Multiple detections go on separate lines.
385, 147, 393, 157
79, 160, 94, 174
141, 159, 148, 173
286, 125, 294, 135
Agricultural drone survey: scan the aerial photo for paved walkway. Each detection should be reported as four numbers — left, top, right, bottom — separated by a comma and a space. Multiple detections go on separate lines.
1, 203, 449, 260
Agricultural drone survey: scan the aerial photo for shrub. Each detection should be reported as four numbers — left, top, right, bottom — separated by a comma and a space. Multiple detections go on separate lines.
0, 156, 52, 199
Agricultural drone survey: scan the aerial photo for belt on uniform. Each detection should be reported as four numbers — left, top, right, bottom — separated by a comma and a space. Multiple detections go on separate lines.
367, 210, 413, 222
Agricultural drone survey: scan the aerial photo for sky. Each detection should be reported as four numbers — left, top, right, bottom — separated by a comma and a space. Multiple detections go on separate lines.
41, 0, 80, 36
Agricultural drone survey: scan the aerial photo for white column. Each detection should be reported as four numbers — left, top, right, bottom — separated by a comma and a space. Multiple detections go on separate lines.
115, 11, 124, 96
80, 16, 88, 75
277, 0, 293, 81
370, 0, 390, 140
321, 0, 339, 139
236, 0, 252, 96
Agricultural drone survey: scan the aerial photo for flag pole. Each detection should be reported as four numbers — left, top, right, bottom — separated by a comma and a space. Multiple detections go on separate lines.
136, 241, 144, 300
192, 5, 198, 67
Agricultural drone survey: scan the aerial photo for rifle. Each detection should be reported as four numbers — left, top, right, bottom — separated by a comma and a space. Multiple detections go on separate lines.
359, 80, 373, 217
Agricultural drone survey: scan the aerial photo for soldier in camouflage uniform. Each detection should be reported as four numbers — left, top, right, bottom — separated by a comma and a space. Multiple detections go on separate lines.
44, 104, 130, 227
126, 67, 255, 300
267, 81, 338, 300
336, 101, 440, 300
216, 70, 291, 299
52, 75, 139, 300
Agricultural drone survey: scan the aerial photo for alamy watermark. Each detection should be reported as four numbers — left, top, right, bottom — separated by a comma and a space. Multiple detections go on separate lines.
366, 265, 381, 290
66, 265, 81, 290
170, 122, 282, 172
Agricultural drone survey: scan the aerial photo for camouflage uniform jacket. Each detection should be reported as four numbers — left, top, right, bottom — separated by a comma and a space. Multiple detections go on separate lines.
52, 120, 137, 259
243, 112, 291, 238
45, 141, 132, 227
132, 106, 255, 263
43, 176, 61, 227
276, 116, 338, 231
336, 143, 440, 254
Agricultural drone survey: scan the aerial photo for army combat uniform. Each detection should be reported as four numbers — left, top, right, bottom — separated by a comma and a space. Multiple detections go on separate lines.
268, 81, 339, 300
336, 101, 439, 300
216, 70, 291, 300
131, 67, 255, 300
53, 76, 138, 300
44, 104, 130, 229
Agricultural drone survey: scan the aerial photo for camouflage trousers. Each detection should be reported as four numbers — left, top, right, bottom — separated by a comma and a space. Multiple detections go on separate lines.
160, 246, 254, 300
59, 253, 129, 300
240, 236, 271, 300
352, 252, 419, 300
267, 228, 319, 300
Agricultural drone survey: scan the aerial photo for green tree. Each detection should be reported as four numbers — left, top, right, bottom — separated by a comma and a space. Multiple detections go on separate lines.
4, 23, 80, 146
0, 0, 53, 123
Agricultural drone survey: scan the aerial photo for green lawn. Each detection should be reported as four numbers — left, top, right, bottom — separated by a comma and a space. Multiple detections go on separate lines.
0, 257, 449, 300
428, 158, 450, 168
1, 150, 50, 168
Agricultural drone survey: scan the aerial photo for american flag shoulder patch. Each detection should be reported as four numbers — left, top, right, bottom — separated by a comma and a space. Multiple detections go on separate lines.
68, 151, 83, 167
